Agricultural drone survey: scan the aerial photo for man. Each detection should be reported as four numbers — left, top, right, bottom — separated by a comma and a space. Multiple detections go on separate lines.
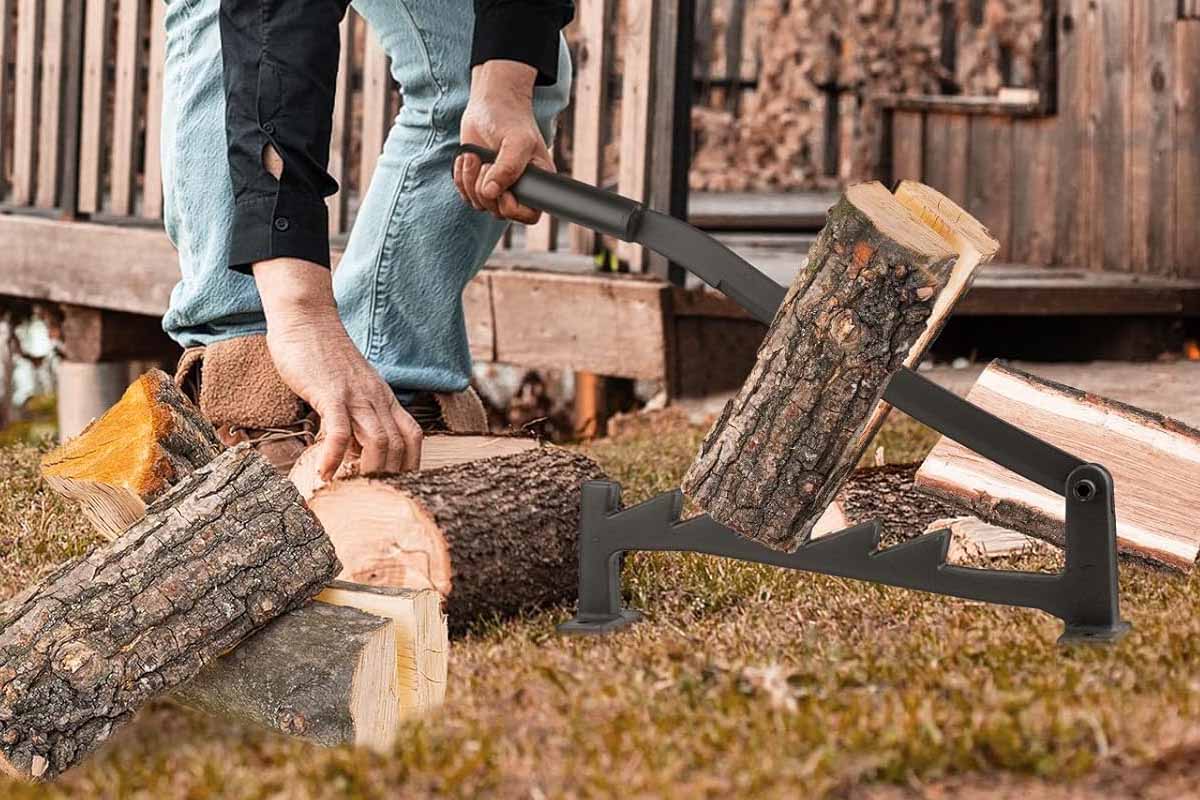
161, 0, 574, 477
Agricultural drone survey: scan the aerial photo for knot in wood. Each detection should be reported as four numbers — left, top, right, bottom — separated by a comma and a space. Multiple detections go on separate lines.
277, 708, 308, 735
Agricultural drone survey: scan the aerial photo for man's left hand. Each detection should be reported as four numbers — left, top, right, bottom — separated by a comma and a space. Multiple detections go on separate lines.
454, 60, 551, 224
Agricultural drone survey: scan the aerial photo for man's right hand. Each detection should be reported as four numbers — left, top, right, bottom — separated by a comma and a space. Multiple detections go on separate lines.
254, 259, 422, 480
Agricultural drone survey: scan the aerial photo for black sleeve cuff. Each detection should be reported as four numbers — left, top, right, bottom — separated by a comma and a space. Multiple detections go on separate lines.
229, 192, 331, 274
471, 6, 562, 86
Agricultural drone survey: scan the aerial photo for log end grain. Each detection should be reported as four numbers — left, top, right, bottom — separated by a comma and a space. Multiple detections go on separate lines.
40, 369, 221, 539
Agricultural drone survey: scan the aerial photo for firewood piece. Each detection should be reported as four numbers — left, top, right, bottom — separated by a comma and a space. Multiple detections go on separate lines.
682, 181, 999, 551
923, 517, 1050, 563
40, 369, 222, 539
915, 361, 1200, 571
0, 446, 340, 781
287, 433, 541, 500
175, 581, 446, 752
306, 447, 606, 624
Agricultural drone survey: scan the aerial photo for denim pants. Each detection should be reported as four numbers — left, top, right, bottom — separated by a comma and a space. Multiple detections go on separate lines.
159, 0, 572, 393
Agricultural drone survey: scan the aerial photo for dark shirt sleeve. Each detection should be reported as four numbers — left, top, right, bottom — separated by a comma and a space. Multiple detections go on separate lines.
219, 0, 352, 272
471, 1, 575, 86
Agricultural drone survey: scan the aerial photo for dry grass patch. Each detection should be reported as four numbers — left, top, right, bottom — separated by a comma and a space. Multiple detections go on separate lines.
0, 415, 1197, 798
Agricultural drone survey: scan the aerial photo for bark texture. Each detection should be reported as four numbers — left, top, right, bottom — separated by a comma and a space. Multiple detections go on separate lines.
310, 447, 606, 626
175, 602, 391, 749
0, 445, 340, 781
682, 189, 959, 551
40, 369, 222, 539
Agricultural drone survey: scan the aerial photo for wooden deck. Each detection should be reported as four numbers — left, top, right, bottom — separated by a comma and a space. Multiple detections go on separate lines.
2, 204, 1197, 388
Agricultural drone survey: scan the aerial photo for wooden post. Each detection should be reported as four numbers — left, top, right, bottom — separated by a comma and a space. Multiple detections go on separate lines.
77, 0, 112, 215
110, 0, 145, 216
616, 0, 658, 272
569, 0, 612, 256
648, 0, 694, 286
141, 0, 167, 219
55, 361, 133, 440
0, 0, 13, 201
12, 0, 43, 207
359, 26, 391, 197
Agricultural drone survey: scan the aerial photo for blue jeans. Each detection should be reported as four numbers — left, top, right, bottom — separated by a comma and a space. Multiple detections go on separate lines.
159, 0, 571, 393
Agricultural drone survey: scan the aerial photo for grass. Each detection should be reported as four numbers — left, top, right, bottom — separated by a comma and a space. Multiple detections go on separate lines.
0, 413, 1197, 799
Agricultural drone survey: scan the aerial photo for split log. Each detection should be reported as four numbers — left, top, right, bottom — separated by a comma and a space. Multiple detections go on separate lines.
922, 517, 1050, 563
36, 373, 449, 750
0, 446, 340, 781
176, 581, 446, 752
288, 433, 541, 500
306, 447, 607, 624
682, 181, 999, 551
915, 361, 1200, 570
40, 369, 222, 539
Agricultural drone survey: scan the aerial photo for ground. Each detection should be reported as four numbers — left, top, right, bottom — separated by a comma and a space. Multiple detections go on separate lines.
1, 396, 1198, 799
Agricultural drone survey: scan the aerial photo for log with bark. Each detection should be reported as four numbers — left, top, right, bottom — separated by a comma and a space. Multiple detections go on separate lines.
287, 433, 541, 500
36, 372, 449, 751
914, 361, 1200, 571
0, 445, 340, 781
40, 369, 223, 539
306, 447, 607, 624
177, 581, 447, 751
682, 181, 1000, 551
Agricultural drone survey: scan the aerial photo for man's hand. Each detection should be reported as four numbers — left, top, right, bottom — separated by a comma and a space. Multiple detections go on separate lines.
454, 60, 550, 224
254, 259, 422, 479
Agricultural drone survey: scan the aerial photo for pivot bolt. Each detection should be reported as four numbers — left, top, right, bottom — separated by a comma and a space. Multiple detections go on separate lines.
1072, 479, 1097, 502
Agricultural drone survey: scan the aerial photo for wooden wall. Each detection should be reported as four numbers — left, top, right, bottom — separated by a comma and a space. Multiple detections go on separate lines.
889, 0, 1200, 279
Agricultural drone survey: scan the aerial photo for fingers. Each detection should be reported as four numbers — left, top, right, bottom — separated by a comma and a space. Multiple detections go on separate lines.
393, 405, 423, 472
498, 191, 541, 225
457, 152, 484, 210
318, 408, 352, 482
481, 139, 529, 203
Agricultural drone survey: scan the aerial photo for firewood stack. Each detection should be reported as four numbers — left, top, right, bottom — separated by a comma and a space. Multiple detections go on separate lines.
5, 369, 604, 780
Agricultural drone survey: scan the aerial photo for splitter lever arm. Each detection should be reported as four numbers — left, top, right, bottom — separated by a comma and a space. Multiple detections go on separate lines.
454, 144, 788, 324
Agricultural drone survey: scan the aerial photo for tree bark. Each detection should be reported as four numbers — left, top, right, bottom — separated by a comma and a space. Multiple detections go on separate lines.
682, 181, 997, 551
175, 581, 446, 752
307, 447, 607, 626
40, 369, 223, 539
0, 445, 340, 781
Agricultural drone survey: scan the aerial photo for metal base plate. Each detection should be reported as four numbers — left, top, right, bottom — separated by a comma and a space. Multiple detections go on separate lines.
557, 609, 643, 636
1058, 619, 1132, 645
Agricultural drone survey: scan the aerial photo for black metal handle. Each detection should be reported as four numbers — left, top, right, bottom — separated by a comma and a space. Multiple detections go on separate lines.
455, 144, 642, 241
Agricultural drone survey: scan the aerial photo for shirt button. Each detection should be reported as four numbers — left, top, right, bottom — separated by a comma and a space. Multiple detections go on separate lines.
262, 122, 276, 134
273, 217, 290, 232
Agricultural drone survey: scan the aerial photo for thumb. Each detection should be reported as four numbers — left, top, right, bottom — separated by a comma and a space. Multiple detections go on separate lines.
481, 138, 533, 201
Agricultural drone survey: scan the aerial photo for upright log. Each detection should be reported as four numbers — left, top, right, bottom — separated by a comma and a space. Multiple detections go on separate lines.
0, 446, 340, 781
682, 181, 998, 551
307, 447, 607, 624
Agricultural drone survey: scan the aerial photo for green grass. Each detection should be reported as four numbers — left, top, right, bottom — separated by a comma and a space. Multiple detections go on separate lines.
1, 415, 1197, 799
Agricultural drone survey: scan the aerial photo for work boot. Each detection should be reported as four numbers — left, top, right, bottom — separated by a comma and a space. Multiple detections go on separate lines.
175, 335, 490, 472
174, 336, 316, 473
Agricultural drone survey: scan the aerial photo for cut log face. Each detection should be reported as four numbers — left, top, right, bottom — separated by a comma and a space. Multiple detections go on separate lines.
0, 445, 340, 781
40, 369, 222, 539
307, 447, 607, 625
915, 361, 1200, 571
176, 582, 446, 752
682, 181, 999, 552
922, 517, 1050, 563
287, 434, 541, 500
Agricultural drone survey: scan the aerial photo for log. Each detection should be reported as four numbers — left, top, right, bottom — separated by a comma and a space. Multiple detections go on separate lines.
306, 447, 607, 624
40, 369, 223, 539
921, 517, 1050, 563
37, 374, 449, 750
682, 181, 999, 551
287, 433, 541, 500
915, 361, 1200, 571
0, 445, 340, 781
176, 581, 446, 752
